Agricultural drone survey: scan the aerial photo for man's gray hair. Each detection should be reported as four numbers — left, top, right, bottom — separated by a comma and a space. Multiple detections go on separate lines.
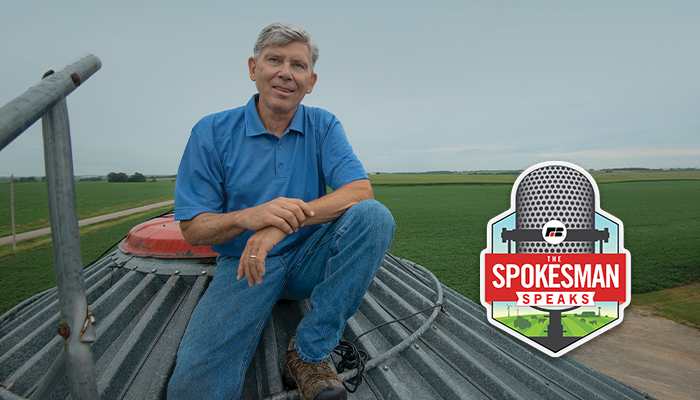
253, 23, 319, 70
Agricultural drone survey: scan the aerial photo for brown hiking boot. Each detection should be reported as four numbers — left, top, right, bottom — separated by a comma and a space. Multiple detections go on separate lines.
285, 337, 348, 400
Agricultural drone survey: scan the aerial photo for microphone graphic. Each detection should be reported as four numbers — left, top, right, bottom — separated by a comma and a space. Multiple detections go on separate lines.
501, 164, 609, 253
500, 164, 610, 352
481, 161, 631, 356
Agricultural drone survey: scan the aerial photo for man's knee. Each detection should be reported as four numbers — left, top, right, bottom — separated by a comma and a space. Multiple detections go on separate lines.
348, 199, 395, 238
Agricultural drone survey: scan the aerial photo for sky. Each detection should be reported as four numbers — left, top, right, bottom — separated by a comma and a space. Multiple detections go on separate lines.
1, 1, 698, 177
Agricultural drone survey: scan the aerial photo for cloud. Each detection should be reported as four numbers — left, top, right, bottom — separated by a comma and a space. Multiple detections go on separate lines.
538, 147, 700, 160
396, 145, 514, 156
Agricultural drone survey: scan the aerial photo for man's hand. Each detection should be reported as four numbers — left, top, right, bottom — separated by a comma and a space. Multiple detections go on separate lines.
238, 226, 288, 287
242, 197, 315, 235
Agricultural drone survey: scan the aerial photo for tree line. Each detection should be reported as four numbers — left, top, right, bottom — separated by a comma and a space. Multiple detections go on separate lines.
5, 173, 160, 183
107, 172, 148, 182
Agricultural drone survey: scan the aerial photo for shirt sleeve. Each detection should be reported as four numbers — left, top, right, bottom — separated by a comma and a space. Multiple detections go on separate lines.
174, 123, 225, 221
320, 116, 368, 190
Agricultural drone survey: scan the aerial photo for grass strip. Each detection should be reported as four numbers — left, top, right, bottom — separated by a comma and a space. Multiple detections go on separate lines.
631, 282, 700, 330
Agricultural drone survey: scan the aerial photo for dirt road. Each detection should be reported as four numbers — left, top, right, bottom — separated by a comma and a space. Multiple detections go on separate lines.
569, 308, 700, 400
0, 200, 174, 246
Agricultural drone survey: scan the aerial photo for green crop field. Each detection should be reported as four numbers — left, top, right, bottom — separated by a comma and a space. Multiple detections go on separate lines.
373, 179, 700, 301
373, 184, 509, 301
0, 207, 173, 315
370, 173, 519, 185
0, 180, 175, 236
596, 180, 700, 293
587, 169, 700, 183
0, 171, 698, 316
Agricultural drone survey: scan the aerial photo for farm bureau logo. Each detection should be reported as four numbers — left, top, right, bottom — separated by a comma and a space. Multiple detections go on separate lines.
480, 161, 631, 357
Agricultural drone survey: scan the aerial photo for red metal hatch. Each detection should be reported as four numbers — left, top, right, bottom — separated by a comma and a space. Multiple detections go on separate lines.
118, 214, 218, 258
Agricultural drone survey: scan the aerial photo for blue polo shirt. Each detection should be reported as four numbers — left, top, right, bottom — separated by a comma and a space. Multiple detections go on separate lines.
175, 94, 368, 257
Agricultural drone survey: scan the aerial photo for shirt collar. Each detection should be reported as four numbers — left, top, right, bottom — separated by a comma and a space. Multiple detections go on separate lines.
245, 94, 305, 137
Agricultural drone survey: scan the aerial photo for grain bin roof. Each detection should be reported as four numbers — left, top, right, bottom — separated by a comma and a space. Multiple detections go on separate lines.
0, 252, 653, 399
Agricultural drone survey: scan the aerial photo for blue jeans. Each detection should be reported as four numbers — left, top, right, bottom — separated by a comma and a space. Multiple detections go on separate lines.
168, 200, 395, 399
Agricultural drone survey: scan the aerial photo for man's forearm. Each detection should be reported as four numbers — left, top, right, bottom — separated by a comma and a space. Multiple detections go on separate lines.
180, 211, 247, 247
303, 179, 374, 225
179, 179, 372, 247
180, 196, 316, 247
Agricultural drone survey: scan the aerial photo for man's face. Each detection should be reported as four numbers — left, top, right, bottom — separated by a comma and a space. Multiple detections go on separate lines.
248, 41, 317, 119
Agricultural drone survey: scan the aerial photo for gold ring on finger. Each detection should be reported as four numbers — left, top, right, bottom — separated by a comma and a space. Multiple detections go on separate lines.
250, 255, 257, 259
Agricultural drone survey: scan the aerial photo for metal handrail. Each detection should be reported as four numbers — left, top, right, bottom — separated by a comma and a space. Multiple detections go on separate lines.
0, 55, 100, 152
0, 55, 101, 400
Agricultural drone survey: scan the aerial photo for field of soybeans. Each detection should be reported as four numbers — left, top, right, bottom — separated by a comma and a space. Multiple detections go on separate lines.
0, 170, 698, 315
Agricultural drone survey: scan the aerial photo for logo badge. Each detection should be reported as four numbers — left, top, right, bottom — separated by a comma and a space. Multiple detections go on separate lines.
480, 161, 631, 357
542, 220, 567, 244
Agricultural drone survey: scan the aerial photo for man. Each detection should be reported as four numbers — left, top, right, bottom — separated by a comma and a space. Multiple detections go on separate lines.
167, 23, 395, 400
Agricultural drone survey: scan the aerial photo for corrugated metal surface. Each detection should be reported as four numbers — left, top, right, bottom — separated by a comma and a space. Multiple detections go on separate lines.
0, 252, 653, 400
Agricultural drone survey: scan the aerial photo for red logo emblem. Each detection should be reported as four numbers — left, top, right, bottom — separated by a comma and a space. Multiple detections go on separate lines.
480, 161, 631, 357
